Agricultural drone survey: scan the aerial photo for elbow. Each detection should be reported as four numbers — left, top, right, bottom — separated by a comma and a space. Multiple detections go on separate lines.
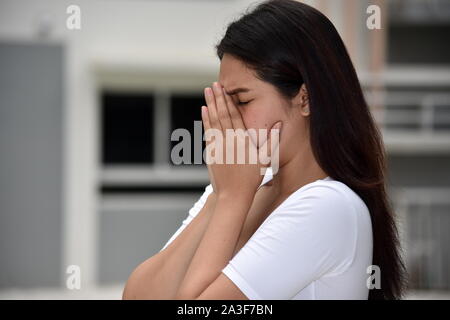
121, 258, 156, 300
122, 253, 168, 299
122, 285, 134, 300
122, 268, 140, 300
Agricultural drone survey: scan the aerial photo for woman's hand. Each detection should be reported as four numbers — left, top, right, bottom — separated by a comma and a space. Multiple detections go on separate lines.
201, 81, 281, 201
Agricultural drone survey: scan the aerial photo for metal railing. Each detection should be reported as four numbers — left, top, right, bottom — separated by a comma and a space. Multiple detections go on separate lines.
393, 187, 450, 290
364, 91, 450, 134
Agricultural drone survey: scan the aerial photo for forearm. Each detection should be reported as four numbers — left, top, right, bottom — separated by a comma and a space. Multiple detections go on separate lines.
175, 193, 254, 299
123, 192, 217, 299
158, 192, 218, 298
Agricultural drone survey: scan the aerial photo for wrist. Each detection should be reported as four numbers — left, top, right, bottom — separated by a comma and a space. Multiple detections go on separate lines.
216, 189, 256, 204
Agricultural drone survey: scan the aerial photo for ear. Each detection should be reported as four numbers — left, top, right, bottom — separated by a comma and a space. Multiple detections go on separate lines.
292, 83, 310, 116
298, 84, 310, 116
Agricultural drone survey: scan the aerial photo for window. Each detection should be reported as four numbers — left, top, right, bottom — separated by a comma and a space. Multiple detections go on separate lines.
101, 91, 154, 165
170, 93, 206, 166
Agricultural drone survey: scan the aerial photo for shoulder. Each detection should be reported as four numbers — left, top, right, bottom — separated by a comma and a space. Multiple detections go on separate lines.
274, 179, 364, 223
264, 179, 365, 256
230, 178, 364, 283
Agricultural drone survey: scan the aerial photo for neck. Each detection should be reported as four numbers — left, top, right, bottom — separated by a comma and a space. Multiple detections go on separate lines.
271, 140, 328, 197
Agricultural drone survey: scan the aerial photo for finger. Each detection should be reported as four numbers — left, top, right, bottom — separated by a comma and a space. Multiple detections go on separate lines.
213, 82, 233, 130
201, 105, 211, 132
223, 89, 246, 130
204, 87, 221, 131
201, 105, 214, 150
201, 105, 214, 166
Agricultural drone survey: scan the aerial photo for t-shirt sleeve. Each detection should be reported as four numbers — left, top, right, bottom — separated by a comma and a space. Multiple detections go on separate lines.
159, 184, 213, 252
221, 184, 358, 300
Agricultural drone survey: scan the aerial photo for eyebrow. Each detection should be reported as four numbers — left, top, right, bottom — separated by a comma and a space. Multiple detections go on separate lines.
224, 87, 251, 95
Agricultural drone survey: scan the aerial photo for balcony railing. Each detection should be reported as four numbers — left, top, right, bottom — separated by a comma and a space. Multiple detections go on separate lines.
393, 187, 450, 290
366, 92, 450, 133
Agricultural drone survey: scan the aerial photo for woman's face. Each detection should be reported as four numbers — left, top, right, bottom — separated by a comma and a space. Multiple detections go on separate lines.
217, 53, 310, 166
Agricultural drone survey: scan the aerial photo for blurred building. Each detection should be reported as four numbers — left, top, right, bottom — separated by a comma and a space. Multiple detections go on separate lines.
0, 0, 449, 299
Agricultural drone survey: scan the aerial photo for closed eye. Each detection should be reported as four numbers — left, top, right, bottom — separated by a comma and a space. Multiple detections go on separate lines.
238, 100, 250, 106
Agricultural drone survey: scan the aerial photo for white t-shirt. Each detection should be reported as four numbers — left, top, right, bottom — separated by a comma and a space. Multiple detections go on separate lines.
160, 168, 373, 300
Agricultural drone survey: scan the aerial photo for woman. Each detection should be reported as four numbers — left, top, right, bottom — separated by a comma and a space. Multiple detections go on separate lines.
123, 0, 407, 300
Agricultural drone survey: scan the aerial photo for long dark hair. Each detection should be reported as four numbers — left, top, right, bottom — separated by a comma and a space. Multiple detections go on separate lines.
215, 0, 408, 299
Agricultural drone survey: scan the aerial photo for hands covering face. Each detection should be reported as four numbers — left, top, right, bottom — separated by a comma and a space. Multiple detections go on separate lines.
201, 81, 281, 198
